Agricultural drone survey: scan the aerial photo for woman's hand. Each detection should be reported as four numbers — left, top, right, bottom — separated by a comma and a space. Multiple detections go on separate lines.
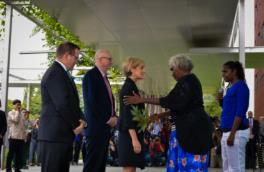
132, 139, 141, 154
123, 91, 142, 105
227, 133, 235, 146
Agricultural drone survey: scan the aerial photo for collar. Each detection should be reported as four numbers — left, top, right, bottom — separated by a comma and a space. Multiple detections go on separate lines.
55, 59, 68, 72
96, 66, 107, 77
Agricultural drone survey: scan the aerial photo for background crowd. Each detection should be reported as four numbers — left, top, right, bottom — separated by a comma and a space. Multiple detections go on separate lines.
1, 97, 264, 170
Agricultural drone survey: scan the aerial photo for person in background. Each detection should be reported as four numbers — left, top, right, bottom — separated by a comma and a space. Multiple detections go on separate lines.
81, 130, 86, 164
151, 119, 162, 138
160, 119, 170, 156
72, 133, 83, 165
259, 116, 264, 142
0, 99, 7, 169
6, 99, 27, 172
219, 61, 250, 172
150, 136, 165, 166
22, 109, 32, 169
246, 111, 259, 169
143, 125, 152, 166
108, 137, 118, 166
29, 118, 40, 166
211, 128, 222, 168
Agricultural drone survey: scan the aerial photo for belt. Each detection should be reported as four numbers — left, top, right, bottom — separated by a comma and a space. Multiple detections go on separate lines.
222, 127, 249, 133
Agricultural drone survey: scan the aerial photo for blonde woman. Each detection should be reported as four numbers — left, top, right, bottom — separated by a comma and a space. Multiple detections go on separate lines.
117, 57, 146, 172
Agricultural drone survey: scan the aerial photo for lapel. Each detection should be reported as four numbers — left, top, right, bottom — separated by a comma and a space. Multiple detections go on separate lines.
94, 67, 114, 103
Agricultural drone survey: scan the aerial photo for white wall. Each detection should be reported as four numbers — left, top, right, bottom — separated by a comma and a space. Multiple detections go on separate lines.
245, 68, 255, 114
231, 0, 255, 47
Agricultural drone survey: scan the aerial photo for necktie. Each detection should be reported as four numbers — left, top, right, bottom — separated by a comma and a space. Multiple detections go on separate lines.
103, 75, 115, 116
67, 71, 75, 83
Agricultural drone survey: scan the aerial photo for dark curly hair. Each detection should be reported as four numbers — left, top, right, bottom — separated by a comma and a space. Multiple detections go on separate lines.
223, 61, 245, 81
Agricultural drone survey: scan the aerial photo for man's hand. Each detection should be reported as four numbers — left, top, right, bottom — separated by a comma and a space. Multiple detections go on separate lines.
79, 119, 87, 128
73, 119, 86, 135
227, 133, 235, 146
132, 139, 141, 154
106, 116, 118, 128
123, 91, 142, 105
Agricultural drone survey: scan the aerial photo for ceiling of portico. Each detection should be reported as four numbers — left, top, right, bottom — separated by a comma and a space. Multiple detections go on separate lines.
30, 0, 239, 94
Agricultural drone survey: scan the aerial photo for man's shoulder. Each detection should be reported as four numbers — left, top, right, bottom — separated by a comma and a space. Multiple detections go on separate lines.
0, 110, 5, 116
85, 67, 98, 75
42, 62, 65, 82
84, 67, 100, 79
7, 110, 15, 117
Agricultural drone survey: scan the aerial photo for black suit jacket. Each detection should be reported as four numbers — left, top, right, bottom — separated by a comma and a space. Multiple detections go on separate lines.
0, 110, 7, 144
38, 61, 84, 143
118, 78, 145, 132
250, 118, 259, 142
160, 74, 213, 154
82, 67, 114, 137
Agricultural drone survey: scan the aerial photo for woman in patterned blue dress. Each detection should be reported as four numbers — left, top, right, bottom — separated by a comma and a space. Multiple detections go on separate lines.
124, 54, 213, 171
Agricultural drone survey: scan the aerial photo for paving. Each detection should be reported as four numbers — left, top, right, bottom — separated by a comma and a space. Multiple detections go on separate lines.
0, 166, 254, 172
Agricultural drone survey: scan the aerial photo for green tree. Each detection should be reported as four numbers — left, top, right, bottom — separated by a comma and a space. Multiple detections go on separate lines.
1, 1, 123, 117
23, 87, 41, 118
205, 101, 222, 117
0, 1, 95, 66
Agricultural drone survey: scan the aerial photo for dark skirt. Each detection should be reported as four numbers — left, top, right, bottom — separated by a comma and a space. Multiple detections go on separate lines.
118, 131, 145, 169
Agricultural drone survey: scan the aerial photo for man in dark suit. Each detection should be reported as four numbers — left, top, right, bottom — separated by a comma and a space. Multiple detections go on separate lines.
0, 99, 7, 169
246, 111, 259, 169
38, 42, 86, 172
82, 49, 118, 172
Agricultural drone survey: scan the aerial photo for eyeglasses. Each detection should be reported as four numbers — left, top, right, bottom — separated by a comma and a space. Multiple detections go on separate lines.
100, 56, 112, 61
71, 54, 79, 60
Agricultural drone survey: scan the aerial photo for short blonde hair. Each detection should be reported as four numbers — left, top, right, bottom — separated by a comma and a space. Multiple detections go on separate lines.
169, 54, 193, 72
122, 57, 144, 77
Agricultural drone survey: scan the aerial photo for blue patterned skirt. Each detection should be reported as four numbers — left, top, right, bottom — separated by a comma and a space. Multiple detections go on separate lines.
166, 129, 209, 172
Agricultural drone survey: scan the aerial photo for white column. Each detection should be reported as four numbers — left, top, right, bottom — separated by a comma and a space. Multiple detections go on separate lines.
239, 0, 246, 67
245, 69, 255, 114
26, 84, 30, 110
245, 0, 255, 47
0, 4, 13, 170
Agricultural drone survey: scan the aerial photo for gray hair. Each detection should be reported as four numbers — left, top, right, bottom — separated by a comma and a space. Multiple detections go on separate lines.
95, 49, 111, 59
168, 54, 193, 72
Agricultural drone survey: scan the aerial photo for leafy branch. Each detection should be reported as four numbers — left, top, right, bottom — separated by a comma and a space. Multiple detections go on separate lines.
0, 1, 122, 79
131, 106, 149, 132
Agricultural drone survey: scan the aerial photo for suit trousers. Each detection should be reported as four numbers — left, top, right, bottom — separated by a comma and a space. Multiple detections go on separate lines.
83, 135, 110, 172
6, 139, 25, 171
0, 139, 3, 169
221, 129, 249, 172
39, 141, 73, 172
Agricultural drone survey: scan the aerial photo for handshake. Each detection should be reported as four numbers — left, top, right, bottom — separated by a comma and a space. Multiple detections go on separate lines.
73, 119, 86, 135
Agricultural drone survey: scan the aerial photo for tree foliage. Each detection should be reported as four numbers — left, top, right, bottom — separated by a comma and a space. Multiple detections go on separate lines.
204, 90, 222, 117
23, 87, 41, 117
0, 1, 123, 115
0, 2, 6, 39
